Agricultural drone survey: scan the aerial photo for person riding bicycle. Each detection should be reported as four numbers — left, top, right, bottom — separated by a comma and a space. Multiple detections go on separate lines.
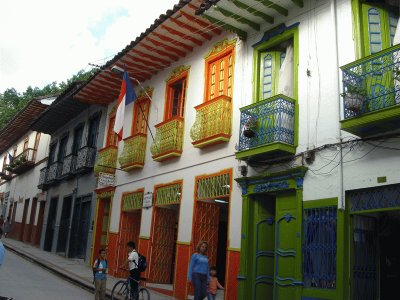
121, 241, 140, 299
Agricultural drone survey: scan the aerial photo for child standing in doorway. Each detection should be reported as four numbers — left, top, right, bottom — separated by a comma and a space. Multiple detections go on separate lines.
207, 266, 224, 300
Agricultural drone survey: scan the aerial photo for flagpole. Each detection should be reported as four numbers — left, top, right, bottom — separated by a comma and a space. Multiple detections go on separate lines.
132, 78, 158, 150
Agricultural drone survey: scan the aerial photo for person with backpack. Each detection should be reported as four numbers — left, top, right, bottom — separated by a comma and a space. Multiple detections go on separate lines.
92, 248, 107, 300
121, 241, 140, 299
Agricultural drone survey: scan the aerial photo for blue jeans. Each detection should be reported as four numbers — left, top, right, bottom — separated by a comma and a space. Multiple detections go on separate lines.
192, 272, 207, 300
207, 293, 216, 300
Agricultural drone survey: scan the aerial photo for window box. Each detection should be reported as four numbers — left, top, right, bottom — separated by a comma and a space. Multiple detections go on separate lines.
119, 134, 147, 171
94, 145, 118, 175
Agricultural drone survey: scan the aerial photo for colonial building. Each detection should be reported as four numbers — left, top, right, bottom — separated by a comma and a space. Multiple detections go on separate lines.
31, 82, 107, 262
197, 0, 400, 299
0, 98, 52, 246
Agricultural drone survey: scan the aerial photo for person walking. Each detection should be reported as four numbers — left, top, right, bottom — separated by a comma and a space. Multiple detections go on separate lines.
207, 266, 224, 300
92, 248, 107, 300
121, 241, 139, 300
0, 228, 5, 269
188, 241, 210, 300
3, 217, 11, 238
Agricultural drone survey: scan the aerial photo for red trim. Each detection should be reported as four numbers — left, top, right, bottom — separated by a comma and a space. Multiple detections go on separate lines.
94, 186, 116, 194
161, 25, 203, 46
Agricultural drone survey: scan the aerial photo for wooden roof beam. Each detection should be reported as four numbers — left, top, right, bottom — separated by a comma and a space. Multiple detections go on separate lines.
231, 0, 274, 24
125, 53, 165, 70
140, 43, 179, 61
255, 0, 288, 16
179, 10, 221, 35
146, 37, 187, 57
291, 0, 304, 8
169, 17, 212, 40
131, 49, 172, 66
161, 24, 203, 46
151, 32, 194, 52
119, 59, 158, 76
202, 14, 247, 40
214, 6, 260, 31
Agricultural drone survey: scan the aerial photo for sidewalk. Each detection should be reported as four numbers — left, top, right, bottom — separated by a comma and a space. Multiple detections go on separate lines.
3, 238, 174, 300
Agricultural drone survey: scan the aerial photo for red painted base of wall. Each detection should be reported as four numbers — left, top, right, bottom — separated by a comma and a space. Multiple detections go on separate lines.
173, 243, 190, 300
9, 222, 21, 240
225, 250, 240, 300
31, 225, 41, 246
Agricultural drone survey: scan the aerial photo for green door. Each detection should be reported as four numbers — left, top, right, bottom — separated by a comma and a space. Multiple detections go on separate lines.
253, 195, 276, 300
274, 191, 301, 300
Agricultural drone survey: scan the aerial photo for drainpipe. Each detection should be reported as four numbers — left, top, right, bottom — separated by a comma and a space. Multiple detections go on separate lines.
331, 0, 345, 210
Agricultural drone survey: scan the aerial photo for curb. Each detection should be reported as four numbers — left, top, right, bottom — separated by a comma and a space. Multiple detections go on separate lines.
4, 243, 113, 299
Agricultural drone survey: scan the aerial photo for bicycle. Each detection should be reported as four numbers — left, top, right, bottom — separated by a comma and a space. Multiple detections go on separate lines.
111, 270, 150, 300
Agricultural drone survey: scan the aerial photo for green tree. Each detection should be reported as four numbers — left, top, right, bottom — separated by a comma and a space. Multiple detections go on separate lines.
0, 68, 98, 130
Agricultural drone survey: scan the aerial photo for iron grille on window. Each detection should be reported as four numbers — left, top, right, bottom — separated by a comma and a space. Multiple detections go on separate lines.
303, 206, 337, 289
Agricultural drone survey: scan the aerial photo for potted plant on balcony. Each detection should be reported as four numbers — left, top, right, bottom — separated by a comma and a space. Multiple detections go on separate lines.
243, 117, 257, 138
341, 84, 366, 112
19, 155, 27, 163
5, 165, 13, 172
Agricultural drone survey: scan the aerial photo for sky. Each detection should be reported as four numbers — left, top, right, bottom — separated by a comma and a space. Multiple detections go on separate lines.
0, 0, 179, 93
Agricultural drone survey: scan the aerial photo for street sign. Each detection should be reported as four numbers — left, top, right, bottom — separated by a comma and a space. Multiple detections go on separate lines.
98, 172, 115, 188
143, 192, 153, 208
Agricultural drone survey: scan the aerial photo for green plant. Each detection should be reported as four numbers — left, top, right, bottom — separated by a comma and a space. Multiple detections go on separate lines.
341, 84, 366, 98
394, 67, 400, 81
19, 155, 27, 163
5, 165, 13, 172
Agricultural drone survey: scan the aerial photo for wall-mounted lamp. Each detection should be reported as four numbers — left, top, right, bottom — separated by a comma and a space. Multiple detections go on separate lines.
111, 65, 124, 75
222, 185, 230, 189
215, 199, 228, 204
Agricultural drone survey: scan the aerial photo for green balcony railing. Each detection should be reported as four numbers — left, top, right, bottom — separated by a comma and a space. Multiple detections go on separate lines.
118, 133, 147, 171
341, 44, 400, 119
236, 94, 296, 161
150, 117, 184, 162
190, 95, 232, 148
94, 145, 118, 175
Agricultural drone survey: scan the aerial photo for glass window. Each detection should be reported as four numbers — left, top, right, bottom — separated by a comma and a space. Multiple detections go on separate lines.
165, 77, 187, 120
132, 98, 150, 135
206, 52, 234, 100
87, 115, 100, 148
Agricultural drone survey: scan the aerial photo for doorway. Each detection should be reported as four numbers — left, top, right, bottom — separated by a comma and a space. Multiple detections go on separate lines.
20, 199, 30, 241
69, 196, 92, 259
93, 197, 111, 262
57, 196, 73, 255
26, 198, 37, 243
116, 210, 141, 277
150, 205, 179, 285
44, 197, 58, 251
352, 211, 400, 300
34, 201, 45, 246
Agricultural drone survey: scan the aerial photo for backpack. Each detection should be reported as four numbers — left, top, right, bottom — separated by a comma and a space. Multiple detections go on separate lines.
135, 252, 147, 273
93, 258, 107, 283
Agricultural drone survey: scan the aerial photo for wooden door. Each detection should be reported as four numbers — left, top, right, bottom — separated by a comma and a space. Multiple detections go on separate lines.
19, 199, 29, 241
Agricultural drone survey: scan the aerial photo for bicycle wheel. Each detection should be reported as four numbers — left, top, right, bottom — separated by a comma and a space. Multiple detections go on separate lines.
138, 287, 150, 300
111, 280, 129, 300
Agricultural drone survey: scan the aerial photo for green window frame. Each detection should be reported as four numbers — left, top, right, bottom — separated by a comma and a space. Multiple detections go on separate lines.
253, 25, 299, 103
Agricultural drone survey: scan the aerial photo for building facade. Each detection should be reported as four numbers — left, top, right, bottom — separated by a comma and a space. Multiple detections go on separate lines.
31, 83, 107, 262
0, 99, 52, 246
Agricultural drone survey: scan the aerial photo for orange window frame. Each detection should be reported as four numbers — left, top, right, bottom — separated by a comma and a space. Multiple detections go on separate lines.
204, 46, 235, 102
106, 114, 119, 146
23, 137, 29, 151
164, 72, 188, 121
132, 98, 151, 135
34, 132, 41, 149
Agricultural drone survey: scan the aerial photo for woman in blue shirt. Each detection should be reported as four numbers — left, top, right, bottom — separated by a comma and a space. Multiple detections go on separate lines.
188, 241, 209, 300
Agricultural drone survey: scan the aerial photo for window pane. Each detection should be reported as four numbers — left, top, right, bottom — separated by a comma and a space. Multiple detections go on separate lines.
262, 53, 273, 99
368, 8, 382, 54
389, 12, 399, 46
303, 206, 337, 289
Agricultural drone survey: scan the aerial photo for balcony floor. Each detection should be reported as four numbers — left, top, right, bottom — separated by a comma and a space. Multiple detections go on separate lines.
236, 142, 296, 162
341, 104, 400, 137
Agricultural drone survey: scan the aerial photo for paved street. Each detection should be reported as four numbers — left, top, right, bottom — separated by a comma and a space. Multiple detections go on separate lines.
0, 250, 93, 299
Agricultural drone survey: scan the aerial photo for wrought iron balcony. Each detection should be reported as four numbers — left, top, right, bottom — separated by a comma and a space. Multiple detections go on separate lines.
37, 167, 48, 190
190, 95, 232, 148
94, 145, 118, 175
119, 134, 147, 171
5, 148, 37, 175
75, 146, 96, 174
47, 161, 63, 184
341, 44, 400, 137
59, 154, 77, 179
0, 170, 12, 181
236, 94, 296, 161
150, 117, 184, 162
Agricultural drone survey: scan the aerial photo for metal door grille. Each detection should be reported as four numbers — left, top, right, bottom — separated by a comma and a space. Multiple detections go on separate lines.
196, 172, 230, 200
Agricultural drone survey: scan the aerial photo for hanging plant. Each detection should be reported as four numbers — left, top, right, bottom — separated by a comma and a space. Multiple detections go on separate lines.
341, 85, 366, 113
243, 117, 257, 138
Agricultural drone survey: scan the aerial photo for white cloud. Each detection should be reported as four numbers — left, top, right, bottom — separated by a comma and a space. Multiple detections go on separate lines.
0, 0, 179, 93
